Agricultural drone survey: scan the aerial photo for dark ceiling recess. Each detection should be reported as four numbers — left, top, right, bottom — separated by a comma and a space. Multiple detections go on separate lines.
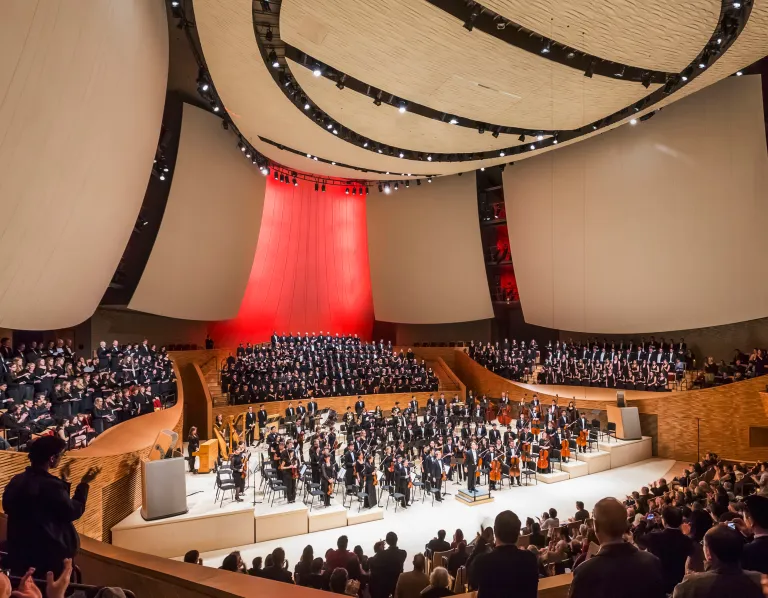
249, 0, 751, 164
424, 0, 675, 83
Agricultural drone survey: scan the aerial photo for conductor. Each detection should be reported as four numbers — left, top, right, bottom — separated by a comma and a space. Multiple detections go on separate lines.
465, 440, 479, 493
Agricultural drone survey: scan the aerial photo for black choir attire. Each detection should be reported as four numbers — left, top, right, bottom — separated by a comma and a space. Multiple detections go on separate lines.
257, 408, 268, 444
465, 448, 478, 492
395, 462, 411, 507
187, 431, 200, 473
321, 459, 335, 506
280, 449, 297, 502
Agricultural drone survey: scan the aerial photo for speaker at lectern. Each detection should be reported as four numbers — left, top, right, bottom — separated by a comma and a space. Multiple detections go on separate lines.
141, 429, 188, 521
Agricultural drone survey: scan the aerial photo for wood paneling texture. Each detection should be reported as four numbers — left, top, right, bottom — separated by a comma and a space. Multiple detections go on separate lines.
452, 349, 768, 462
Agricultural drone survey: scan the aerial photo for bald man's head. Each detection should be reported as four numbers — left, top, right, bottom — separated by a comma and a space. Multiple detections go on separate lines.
593, 497, 629, 542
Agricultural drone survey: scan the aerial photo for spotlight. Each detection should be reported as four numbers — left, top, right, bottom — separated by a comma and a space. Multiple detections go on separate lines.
537, 134, 544, 141
592, 124, 598, 130
245, 151, 251, 158
499, 151, 505, 157
163, 167, 169, 172
518, 134, 525, 142
427, 177, 432, 183
492, 130, 500, 138
321, 184, 326, 192
405, 181, 410, 188
279, 174, 285, 183
197, 77, 210, 94
378, 183, 383, 193
641, 72, 652, 88
529, 144, 535, 150
584, 59, 595, 78
269, 50, 279, 69
363, 141, 369, 148
373, 91, 383, 106
345, 187, 350, 195
159, 174, 166, 180
336, 74, 346, 90
394, 182, 399, 191
384, 183, 391, 194
699, 61, 707, 69
615, 66, 625, 78
238, 142, 246, 152
449, 117, 459, 125
478, 124, 485, 134
333, 129, 338, 135
399, 152, 404, 158
427, 155, 432, 161
736, 70, 744, 76
630, 118, 638, 125
304, 102, 310, 110
273, 171, 278, 180
733, 1, 741, 7
293, 177, 298, 186
378, 148, 383, 154
313, 65, 322, 77
262, 166, 270, 176
398, 101, 407, 113
541, 41, 551, 54
352, 187, 357, 195
681, 75, 688, 81
212, 104, 220, 112
480, 167, 485, 171
171, 0, 179, 5
331, 162, 336, 165
327, 122, 333, 130
315, 182, 319, 191
416, 179, 421, 186
463, 4, 480, 31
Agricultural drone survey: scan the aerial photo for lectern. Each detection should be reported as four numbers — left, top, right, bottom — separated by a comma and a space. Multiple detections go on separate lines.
605, 406, 642, 440
141, 429, 188, 521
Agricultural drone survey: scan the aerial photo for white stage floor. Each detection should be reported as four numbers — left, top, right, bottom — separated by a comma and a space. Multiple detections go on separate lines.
183, 457, 675, 570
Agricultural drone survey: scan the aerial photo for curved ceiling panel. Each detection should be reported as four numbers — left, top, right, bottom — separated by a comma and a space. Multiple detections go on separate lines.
482, 0, 720, 73
280, 0, 660, 131
289, 58, 535, 154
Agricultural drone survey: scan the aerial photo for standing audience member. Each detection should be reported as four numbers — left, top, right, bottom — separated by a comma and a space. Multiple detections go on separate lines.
569, 497, 665, 598
2, 436, 100, 577
369, 532, 407, 598
741, 494, 768, 574
295, 545, 314, 586
470, 510, 538, 598
635, 506, 696, 594
672, 525, 762, 598
394, 553, 430, 598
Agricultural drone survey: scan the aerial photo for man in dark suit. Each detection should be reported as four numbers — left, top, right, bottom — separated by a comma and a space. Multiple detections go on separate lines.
635, 506, 694, 595
466, 441, 478, 492
742, 494, 768, 574
354, 396, 366, 420
245, 405, 257, 446
257, 404, 268, 445
369, 531, 407, 598
470, 510, 538, 598
488, 424, 501, 445
569, 497, 664, 598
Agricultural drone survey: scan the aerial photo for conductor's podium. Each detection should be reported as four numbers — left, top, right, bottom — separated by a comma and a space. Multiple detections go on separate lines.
193, 439, 218, 473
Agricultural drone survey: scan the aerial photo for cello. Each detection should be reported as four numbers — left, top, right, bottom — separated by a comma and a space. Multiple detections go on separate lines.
497, 405, 513, 426
537, 448, 550, 473
509, 454, 521, 478
489, 456, 502, 484
576, 429, 588, 450
560, 438, 571, 462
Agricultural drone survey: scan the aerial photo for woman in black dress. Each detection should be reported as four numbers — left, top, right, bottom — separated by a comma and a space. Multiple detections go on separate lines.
188, 426, 200, 473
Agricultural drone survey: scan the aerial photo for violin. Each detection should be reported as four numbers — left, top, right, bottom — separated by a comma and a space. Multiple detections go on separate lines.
560, 438, 571, 461
537, 448, 549, 472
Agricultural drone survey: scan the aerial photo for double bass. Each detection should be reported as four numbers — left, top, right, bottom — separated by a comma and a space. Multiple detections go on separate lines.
497, 405, 513, 426
531, 417, 541, 436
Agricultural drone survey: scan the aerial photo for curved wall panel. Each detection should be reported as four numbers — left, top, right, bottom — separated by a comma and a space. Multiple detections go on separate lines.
129, 104, 266, 320
212, 178, 374, 345
0, 0, 168, 330
505, 76, 768, 333
367, 172, 494, 324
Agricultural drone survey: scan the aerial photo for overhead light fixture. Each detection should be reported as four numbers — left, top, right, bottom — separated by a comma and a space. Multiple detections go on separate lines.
405, 181, 410, 188
273, 171, 278, 180
269, 50, 279, 69
293, 177, 298, 186
313, 65, 322, 76
363, 141, 369, 148
265, 28, 273, 42
327, 123, 333, 130
171, 0, 179, 5
480, 167, 485, 171
584, 59, 595, 78
529, 144, 535, 150
537, 134, 544, 141
518, 133, 525, 142
159, 174, 165, 180
262, 166, 270, 176
238, 142, 246, 152
394, 182, 399, 191
306, 153, 311, 158
552, 139, 558, 144
279, 174, 285, 183
331, 162, 336, 165
378, 183, 383, 193
449, 117, 459, 125
541, 41, 551, 54
336, 74, 346, 90
492, 130, 499, 138
333, 129, 338, 135
399, 152, 404, 158
499, 151, 505, 157
378, 148, 383, 154
699, 61, 707, 69
212, 105, 220, 112
630, 118, 638, 125
352, 187, 357, 195
615, 66, 625, 78
592, 124, 598, 130
427, 177, 433, 183
427, 155, 432, 161
345, 187, 349, 195
313, 156, 318, 160
373, 90, 383, 106
641, 72, 652, 88
478, 124, 485, 134
245, 151, 251, 158
733, 1, 741, 7
736, 70, 744, 76
314, 182, 319, 191
304, 102, 310, 110
398, 101, 407, 113
384, 183, 391, 194
463, 5, 480, 31
416, 179, 421, 186
321, 184, 326, 192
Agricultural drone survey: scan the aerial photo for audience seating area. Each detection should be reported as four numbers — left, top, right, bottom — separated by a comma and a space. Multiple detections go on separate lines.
221, 334, 439, 404
0, 337, 176, 452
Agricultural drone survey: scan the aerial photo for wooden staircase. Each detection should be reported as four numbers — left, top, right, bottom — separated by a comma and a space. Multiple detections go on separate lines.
206, 369, 228, 407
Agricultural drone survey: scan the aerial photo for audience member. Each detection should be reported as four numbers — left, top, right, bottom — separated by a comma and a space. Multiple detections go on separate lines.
327, 535, 355, 571
394, 554, 429, 598
426, 530, 451, 555
470, 510, 538, 598
220, 551, 246, 573
369, 532, 407, 598
569, 497, 665, 598
295, 545, 314, 586
247, 557, 263, 576
741, 494, 768, 574
183, 550, 202, 565
447, 541, 468, 578
2, 435, 100, 577
262, 547, 293, 584
420, 567, 453, 598
672, 525, 762, 598
573, 501, 590, 522
635, 506, 696, 594
329, 567, 349, 595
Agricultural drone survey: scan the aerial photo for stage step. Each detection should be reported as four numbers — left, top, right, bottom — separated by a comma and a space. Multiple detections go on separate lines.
560, 460, 589, 479
456, 488, 495, 507
536, 470, 570, 484
577, 450, 612, 474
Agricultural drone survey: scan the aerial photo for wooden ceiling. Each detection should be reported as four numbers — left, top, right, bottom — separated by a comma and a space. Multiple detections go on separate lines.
193, 0, 768, 180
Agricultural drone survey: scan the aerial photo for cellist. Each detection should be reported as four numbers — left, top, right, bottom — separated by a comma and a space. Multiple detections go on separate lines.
506, 438, 522, 486
487, 443, 500, 491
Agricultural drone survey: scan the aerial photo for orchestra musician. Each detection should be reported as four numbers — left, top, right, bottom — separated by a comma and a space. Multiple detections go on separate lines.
257, 404, 268, 445
245, 406, 257, 446
362, 454, 377, 508
279, 439, 298, 503
431, 449, 444, 502
230, 441, 246, 502
321, 452, 335, 506
394, 455, 410, 508
354, 396, 366, 420
187, 426, 199, 474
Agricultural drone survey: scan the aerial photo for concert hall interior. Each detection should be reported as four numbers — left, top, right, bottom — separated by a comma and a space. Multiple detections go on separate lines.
3, 1, 768, 598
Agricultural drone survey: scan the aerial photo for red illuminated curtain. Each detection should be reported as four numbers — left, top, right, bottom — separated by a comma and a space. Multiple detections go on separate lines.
212, 176, 374, 345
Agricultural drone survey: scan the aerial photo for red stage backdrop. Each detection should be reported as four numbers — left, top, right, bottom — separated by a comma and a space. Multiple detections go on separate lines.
212, 176, 374, 346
